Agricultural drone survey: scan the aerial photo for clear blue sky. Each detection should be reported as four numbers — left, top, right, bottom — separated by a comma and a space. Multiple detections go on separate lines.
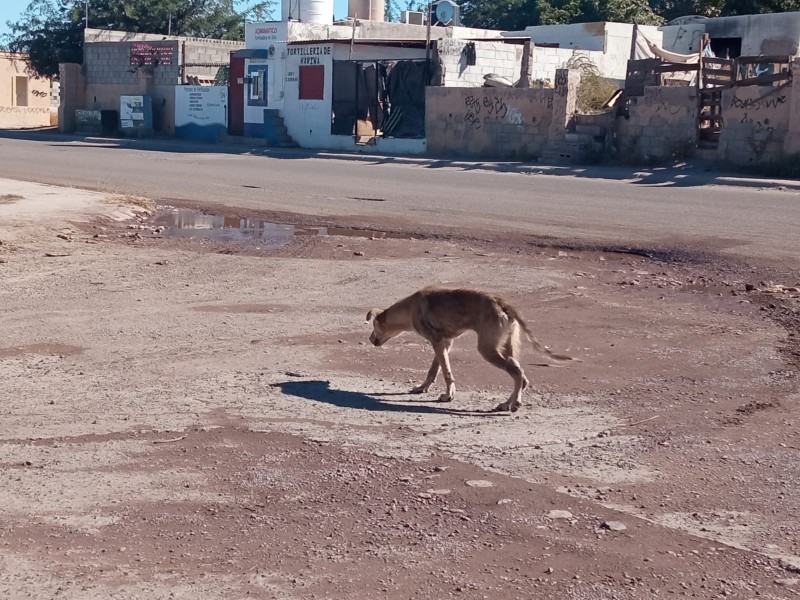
0, 0, 29, 40
1, 0, 351, 40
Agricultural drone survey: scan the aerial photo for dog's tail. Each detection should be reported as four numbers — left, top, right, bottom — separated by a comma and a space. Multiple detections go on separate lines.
501, 301, 575, 363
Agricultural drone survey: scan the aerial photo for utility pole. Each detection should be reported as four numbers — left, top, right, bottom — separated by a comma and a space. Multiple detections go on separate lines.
85, 0, 89, 28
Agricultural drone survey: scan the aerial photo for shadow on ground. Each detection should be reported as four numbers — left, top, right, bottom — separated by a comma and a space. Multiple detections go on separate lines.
274, 380, 503, 417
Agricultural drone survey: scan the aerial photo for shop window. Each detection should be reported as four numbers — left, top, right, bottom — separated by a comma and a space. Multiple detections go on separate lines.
299, 65, 324, 100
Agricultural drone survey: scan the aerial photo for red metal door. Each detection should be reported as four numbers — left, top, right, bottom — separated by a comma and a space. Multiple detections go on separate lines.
229, 54, 245, 136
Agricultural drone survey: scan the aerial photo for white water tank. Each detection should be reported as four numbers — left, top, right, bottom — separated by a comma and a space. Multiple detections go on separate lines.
348, 0, 385, 21
283, 0, 334, 23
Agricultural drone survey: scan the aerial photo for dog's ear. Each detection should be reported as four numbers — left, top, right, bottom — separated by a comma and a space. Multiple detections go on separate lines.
366, 308, 383, 322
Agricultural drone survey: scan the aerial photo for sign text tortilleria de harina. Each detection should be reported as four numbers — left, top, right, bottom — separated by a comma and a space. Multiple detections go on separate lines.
287, 45, 332, 65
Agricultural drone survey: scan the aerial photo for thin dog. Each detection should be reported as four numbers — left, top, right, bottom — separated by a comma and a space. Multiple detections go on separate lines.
366, 287, 573, 412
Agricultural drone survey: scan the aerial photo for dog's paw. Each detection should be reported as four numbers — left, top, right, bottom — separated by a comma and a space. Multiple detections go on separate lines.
410, 384, 428, 394
437, 393, 453, 403
492, 401, 512, 413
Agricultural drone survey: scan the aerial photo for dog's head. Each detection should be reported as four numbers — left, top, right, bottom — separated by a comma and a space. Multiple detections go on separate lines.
366, 307, 398, 347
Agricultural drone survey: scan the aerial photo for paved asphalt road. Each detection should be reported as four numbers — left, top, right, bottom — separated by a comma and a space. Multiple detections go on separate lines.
1, 133, 799, 264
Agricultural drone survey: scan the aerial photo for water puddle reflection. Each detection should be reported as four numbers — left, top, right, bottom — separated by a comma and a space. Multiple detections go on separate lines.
153, 209, 411, 246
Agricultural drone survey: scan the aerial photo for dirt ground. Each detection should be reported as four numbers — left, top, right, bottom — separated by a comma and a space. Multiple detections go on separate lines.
1, 182, 800, 599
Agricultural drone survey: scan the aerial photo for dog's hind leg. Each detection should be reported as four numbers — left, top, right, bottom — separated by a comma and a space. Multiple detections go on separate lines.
479, 327, 527, 413
504, 323, 529, 391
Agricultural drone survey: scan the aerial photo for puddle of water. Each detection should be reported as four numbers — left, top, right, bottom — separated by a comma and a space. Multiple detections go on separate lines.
153, 209, 411, 245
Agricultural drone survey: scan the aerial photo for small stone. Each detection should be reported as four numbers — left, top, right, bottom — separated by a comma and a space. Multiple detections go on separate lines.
417, 492, 432, 499
427, 489, 451, 496
497, 498, 513, 505
548, 510, 573, 520
465, 480, 493, 488
602, 520, 627, 531
354, 251, 365, 256
775, 578, 799, 586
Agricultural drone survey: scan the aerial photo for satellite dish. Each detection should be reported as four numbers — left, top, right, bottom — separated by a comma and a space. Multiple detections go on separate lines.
435, 1, 456, 25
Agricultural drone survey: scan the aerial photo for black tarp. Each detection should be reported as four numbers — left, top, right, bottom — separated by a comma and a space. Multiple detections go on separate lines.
331, 59, 429, 139
385, 61, 428, 138
331, 61, 368, 135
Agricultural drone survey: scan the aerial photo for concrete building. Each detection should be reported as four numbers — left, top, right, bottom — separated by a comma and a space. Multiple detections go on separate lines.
59, 29, 244, 136
509, 12, 800, 84
234, 0, 530, 153
0, 52, 53, 129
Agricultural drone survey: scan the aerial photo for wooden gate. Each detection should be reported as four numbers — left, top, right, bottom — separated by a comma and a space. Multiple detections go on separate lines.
698, 55, 791, 148
698, 57, 733, 147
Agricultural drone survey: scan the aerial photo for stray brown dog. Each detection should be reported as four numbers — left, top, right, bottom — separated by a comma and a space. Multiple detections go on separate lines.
366, 287, 573, 412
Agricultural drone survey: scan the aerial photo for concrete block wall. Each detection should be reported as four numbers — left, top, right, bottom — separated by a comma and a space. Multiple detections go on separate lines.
426, 87, 553, 158
439, 39, 521, 87
529, 47, 582, 83
617, 86, 697, 160
81, 39, 184, 134
718, 84, 791, 164
84, 41, 180, 86
616, 75, 800, 166
184, 38, 244, 81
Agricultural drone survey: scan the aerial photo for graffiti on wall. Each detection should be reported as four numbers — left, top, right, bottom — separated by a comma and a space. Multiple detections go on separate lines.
644, 87, 682, 115
730, 94, 787, 111
440, 39, 465, 56
463, 94, 527, 130
0, 106, 50, 114
554, 69, 568, 97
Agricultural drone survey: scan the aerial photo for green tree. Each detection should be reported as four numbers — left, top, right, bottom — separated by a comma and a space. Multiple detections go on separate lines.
719, 0, 800, 14
461, 0, 661, 28
2, 0, 274, 79
460, 0, 542, 30
2, 0, 84, 78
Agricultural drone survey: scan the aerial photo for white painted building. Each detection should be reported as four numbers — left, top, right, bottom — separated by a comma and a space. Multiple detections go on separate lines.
234, 0, 529, 152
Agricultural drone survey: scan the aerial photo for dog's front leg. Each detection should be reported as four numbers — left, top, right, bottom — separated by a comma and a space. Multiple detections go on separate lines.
432, 340, 456, 403
411, 357, 440, 394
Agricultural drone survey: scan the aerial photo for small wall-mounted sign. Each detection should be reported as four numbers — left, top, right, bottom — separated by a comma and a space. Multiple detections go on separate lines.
130, 42, 175, 66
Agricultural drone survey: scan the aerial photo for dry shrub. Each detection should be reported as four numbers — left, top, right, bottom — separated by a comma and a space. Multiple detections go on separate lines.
564, 53, 619, 114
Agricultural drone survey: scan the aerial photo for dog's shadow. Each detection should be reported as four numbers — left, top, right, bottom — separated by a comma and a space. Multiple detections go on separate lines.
274, 380, 506, 416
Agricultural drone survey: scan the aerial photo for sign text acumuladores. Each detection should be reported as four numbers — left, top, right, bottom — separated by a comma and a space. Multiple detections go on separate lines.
288, 45, 331, 65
